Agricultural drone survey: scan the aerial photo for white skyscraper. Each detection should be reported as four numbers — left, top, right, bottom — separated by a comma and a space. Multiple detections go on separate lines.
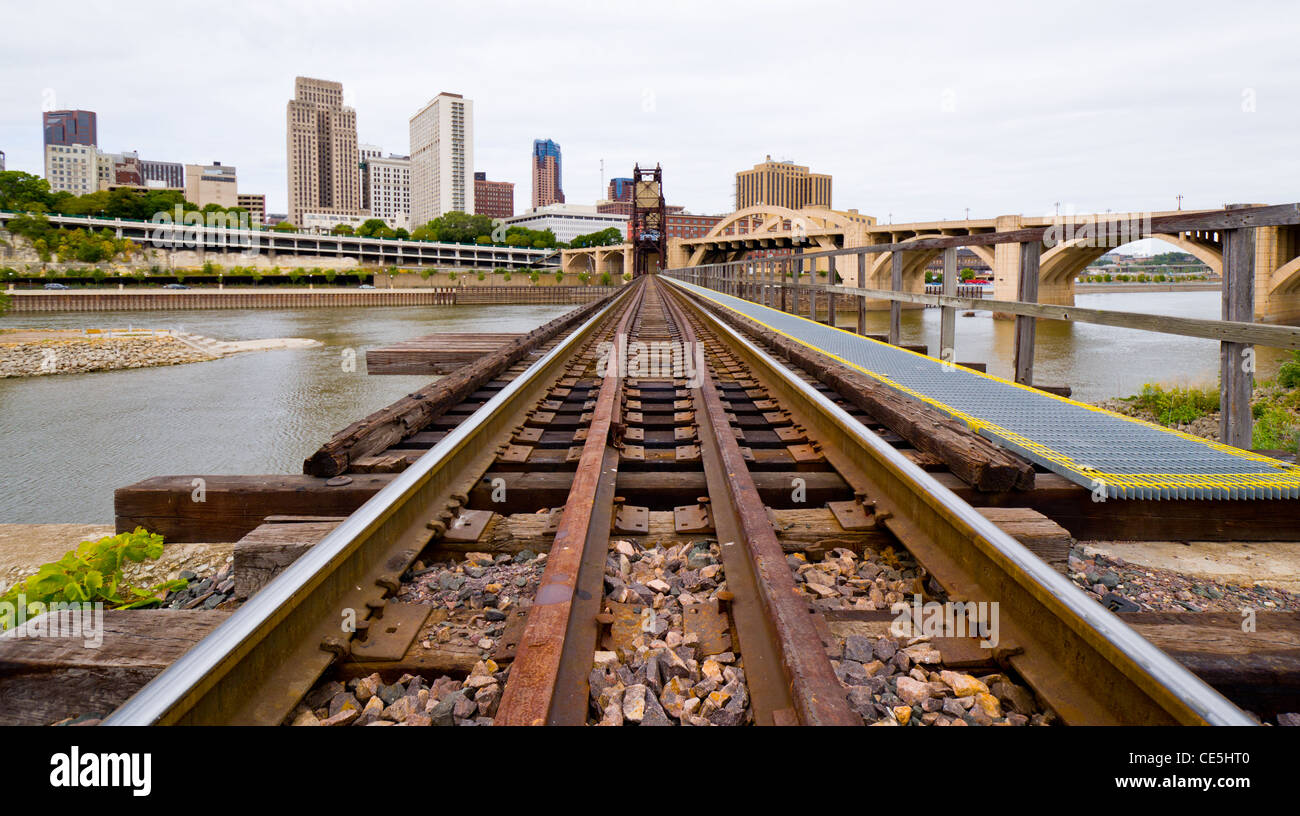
409, 92, 473, 228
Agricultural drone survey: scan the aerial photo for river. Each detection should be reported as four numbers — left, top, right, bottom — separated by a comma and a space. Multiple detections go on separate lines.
0, 291, 1289, 524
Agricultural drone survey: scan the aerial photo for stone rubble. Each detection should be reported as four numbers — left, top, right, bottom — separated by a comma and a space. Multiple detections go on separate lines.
790, 542, 1047, 726
830, 632, 1050, 727
287, 661, 508, 726
397, 549, 548, 658
790, 545, 935, 610
161, 559, 238, 610
1067, 545, 1300, 613
590, 539, 753, 726
0, 336, 211, 378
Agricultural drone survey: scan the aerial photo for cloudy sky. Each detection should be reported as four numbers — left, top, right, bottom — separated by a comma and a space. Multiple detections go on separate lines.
2, 0, 1297, 229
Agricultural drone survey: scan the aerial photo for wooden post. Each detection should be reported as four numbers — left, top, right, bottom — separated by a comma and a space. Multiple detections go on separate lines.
940, 246, 957, 365
794, 246, 805, 317
856, 253, 867, 335
1013, 242, 1040, 385
1220, 227, 1256, 448
889, 251, 903, 344
827, 255, 838, 328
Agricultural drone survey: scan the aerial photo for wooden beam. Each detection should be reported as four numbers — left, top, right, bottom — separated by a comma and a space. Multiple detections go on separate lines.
939, 472, 1300, 541
940, 246, 957, 365
1220, 227, 1256, 448
1014, 241, 1041, 385
889, 251, 903, 344
856, 253, 867, 335
115, 474, 396, 542
0, 610, 232, 726
800, 282, 1300, 350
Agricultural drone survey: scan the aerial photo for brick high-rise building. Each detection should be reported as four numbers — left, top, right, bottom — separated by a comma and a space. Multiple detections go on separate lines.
531, 138, 564, 208
43, 110, 97, 147
608, 177, 633, 202
473, 171, 514, 220
735, 155, 832, 211
286, 77, 361, 228
410, 92, 474, 227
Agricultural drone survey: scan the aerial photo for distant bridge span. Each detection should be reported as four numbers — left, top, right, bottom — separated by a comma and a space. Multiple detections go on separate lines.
563, 203, 1300, 323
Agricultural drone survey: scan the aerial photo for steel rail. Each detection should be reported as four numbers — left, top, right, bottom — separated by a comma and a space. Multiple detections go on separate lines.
105, 285, 636, 726
496, 279, 648, 725
662, 275, 1254, 726
660, 281, 861, 726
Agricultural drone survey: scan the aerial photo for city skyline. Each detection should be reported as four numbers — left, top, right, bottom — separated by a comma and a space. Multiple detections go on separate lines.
1, 1, 1298, 226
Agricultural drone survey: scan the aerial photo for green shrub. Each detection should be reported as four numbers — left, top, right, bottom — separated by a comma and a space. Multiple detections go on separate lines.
477, 270, 486, 281
1252, 403, 1300, 452
0, 528, 187, 625
1124, 383, 1220, 426
1278, 352, 1300, 389
600, 271, 612, 286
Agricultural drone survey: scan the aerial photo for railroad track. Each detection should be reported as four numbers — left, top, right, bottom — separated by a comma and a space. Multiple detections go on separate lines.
105, 275, 1252, 726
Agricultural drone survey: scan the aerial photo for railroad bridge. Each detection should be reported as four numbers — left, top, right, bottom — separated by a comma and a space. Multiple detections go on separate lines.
563, 203, 1300, 324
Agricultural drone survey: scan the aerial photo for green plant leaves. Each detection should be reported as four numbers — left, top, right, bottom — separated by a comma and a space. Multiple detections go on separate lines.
0, 527, 186, 627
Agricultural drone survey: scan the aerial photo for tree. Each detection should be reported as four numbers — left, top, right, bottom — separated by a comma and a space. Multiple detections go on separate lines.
0, 171, 55, 212
569, 227, 623, 249
332, 224, 355, 236
272, 221, 297, 233
355, 218, 390, 238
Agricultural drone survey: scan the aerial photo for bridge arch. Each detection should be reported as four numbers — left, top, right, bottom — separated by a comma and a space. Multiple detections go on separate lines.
1268, 256, 1300, 295
1040, 232, 1223, 284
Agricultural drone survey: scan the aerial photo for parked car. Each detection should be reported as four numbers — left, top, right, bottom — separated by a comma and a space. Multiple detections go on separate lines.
43, 282, 69, 289
358, 284, 376, 289
164, 283, 189, 289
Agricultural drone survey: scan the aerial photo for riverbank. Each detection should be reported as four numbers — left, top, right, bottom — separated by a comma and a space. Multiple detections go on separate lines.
1093, 374, 1300, 454
0, 328, 321, 378
4, 286, 616, 311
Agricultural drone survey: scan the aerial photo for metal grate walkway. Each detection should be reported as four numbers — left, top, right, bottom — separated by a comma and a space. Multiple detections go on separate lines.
669, 278, 1300, 500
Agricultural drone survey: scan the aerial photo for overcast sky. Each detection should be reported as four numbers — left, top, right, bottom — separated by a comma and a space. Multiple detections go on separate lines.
2, 0, 1297, 233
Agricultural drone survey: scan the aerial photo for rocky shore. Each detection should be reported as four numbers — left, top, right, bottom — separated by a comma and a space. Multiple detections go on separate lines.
0, 335, 211, 378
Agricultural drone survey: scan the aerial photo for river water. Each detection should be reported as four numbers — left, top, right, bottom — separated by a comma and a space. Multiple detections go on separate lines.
0, 291, 1289, 524
0, 304, 574, 523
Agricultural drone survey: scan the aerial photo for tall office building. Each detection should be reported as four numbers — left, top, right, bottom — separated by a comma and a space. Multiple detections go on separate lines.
409, 92, 474, 227
735, 155, 832, 210
44, 144, 97, 194
43, 110, 98, 147
608, 177, 633, 202
363, 153, 412, 230
286, 77, 361, 227
531, 138, 564, 208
